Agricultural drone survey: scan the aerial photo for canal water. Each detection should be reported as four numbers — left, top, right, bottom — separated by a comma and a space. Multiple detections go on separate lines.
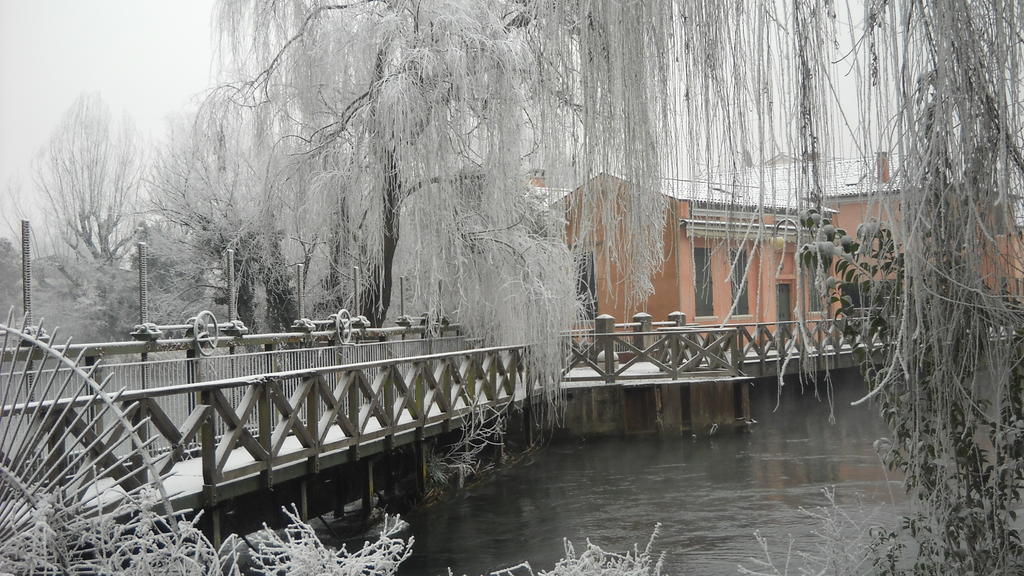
400, 369, 903, 575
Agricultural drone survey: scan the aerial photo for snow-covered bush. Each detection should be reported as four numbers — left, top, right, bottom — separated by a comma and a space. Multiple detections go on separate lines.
0, 487, 235, 576
493, 526, 664, 576
739, 488, 892, 576
427, 404, 508, 492
246, 508, 411, 576
0, 485, 412, 576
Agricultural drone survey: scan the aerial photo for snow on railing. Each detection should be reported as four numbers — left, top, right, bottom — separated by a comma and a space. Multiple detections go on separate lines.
562, 313, 880, 383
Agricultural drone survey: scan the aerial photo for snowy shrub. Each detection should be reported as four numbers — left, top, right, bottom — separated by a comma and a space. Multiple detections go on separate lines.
246, 507, 411, 576
427, 404, 508, 492
0, 493, 412, 576
492, 525, 664, 576
0, 486, 236, 576
738, 488, 894, 576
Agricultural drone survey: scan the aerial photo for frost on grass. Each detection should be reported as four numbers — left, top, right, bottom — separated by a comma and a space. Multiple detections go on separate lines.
493, 525, 664, 576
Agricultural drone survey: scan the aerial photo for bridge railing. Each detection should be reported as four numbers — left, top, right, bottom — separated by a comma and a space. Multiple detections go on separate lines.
563, 313, 878, 382
0, 316, 475, 465
81, 336, 473, 441
2, 344, 530, 503
563, 315, 743, 383
729, 316, 879, 367
0, 315, 466, 402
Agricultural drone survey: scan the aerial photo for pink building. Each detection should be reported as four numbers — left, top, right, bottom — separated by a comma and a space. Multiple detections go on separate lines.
565, 155, 901, 324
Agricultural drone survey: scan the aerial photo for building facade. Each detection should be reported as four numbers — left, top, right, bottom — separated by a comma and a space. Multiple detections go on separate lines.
565, 155, 902, 325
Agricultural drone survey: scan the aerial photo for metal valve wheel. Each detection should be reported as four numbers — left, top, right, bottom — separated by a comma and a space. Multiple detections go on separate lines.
187, 310, 219, 356
332, 308, 353, 344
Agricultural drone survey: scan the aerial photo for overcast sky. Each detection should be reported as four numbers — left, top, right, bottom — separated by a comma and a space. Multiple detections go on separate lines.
0, 1, 871, 235
0, 0, 216, 226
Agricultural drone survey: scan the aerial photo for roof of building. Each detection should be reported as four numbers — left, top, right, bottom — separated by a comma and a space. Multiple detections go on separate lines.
661, 155, 900, 211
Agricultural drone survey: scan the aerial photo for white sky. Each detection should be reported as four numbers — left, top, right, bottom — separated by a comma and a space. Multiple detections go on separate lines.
0, 1, 871, 232
0, 0, 216, 225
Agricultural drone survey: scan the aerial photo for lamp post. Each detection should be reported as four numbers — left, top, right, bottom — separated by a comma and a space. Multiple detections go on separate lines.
769, 217, 800, 251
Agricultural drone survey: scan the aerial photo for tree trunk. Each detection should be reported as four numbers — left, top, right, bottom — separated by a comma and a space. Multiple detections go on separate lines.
324, 197, 351, 313
235, 260, 258, 330
261, 231, 297, 331
359, 147, 401, 327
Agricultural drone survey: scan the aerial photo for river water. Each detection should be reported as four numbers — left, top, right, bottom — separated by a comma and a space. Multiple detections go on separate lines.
400, 369, 903, 575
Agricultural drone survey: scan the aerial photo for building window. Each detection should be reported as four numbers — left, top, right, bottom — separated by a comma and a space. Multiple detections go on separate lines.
694, 246, 714, 316
575, 252, 596, 319
776, 283, 792, 321
731, 249, 750, 315
805, 269, 823, 312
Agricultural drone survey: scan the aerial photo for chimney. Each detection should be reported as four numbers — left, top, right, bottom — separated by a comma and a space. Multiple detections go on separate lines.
528, 168, 546, 188
875, 151, 890, 184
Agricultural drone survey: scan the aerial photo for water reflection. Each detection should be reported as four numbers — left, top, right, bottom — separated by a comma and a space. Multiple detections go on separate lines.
401, 369, 902, 575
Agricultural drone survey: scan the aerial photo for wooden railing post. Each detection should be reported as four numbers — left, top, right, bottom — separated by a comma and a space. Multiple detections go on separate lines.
414, 362, 426, 424
731, 327, 744, 376
258, 380, 273, 489
348, 372, 361, 443
667, 313, 682, 380
200, 388, 218, 504
487, 351, 498, 401
523, 349, 533, 400
633, 312, 652, 352
465, 353, 477, 400
383, 367, 396, 432
306, 376, 320, 474
668, 311, 686, 328
595, 314, 616, 384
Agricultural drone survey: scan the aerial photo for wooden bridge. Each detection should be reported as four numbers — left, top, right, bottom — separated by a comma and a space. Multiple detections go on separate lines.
564, 312, 876, 384
0, 310, 873, 544
559, 312, 876, 436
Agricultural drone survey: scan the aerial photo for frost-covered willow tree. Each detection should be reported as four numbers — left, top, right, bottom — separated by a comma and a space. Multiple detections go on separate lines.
846, 1, 1024, 572
207, 2, 1024, 568
704, 1, 1024, 573
211, 0, 675, 384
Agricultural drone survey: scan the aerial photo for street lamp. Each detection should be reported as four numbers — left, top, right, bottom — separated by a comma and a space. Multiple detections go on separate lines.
769, 216, 800, 251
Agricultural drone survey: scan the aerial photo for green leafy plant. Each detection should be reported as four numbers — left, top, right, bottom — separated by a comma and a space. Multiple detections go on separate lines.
798, 208, 1024, 573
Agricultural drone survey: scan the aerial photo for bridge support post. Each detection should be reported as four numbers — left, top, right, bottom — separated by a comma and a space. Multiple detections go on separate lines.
299, 477, 310, 521
523, 402, 535, 447
360, 458, 374, 520
414, 438, 428, 497
735, 380, 751, 423
333, 464, 349, 517
382, 450, 397, 503
203, 506, 223, 549
259, 381, 273, 489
